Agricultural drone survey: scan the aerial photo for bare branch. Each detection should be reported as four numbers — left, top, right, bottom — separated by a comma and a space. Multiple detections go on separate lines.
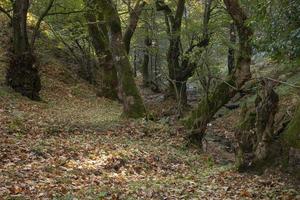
265, 77, 300, 88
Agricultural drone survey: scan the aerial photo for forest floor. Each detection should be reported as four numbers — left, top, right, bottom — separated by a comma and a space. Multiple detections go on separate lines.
0, 67, 299, 199
0, 85, 300, 200
0, 16, 300, 200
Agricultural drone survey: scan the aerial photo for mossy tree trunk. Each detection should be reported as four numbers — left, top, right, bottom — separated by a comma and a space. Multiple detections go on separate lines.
156, 0, 212, 105
156, 0, 186, 103
185, 0, 253, 146
235, 104, 256, 171
282, 103, 300, 174
85, 0, 118, 99
85, 0, 145, 99
174, 0, 212, 105
6, 0, 41, 100
235, 80, 280, 172
254, 80, 279, 166
123, 0, 146, 53
283, 105, 300, 149
98, 0, 146, 118
228, 22, 236, 74
142, 33, 151, 87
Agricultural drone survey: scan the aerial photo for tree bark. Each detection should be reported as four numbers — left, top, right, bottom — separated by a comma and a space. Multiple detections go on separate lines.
142, 35, 151, 87
175, 0, 212, 105
283, 105, 300, 149
228, 22, 236, 74
185, 0, 253, 146
98, 0, 146, 118
157, 0, 212, 105
123, 0, 146, 53
235, 104, 256, 171
235, 80, 279, 171
85, 0, 118, 99
156, 0, 185, 101
142, 23, 151, 87
254, 80, 279, 165
6, 0, 41, 100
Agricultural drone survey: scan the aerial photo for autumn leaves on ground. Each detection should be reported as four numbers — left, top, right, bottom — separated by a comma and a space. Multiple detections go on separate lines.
0, 79, 298, 199
0, 34, 299, 200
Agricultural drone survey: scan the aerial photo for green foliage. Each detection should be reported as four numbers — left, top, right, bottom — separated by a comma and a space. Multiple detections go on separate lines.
247, 0, 300, 60
0, 0, 12, 10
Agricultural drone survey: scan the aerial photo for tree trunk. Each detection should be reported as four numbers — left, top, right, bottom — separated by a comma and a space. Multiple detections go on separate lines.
85, 0, 118, 99
156, 0, 185, 102
123, 0, 146, 53
157, 0, 212, 105
185, 0, 253, 146
228, 22, 236, 74
6, 0, 41, 100
98, 0, 146, 118
282, 103, 300, 175
254, 80, 279, 166
133, 50, 137, 77
235, 80, 279, 171
142, 30, 151, 87
175, 0, 212, 105
283, 105, 300, 149
235, 104, 256, 171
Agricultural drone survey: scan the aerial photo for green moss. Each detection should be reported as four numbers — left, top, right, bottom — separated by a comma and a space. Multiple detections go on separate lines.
97, 0, 146, 118
237, 110, 256, 131
184, 78, 235, 129
283, 105, 300, 149
118, 51, 146, 118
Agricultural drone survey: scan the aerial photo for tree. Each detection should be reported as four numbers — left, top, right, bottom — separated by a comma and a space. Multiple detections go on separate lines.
235, 80, 280, 171
227, 22, 236, 74
85, 0, 146, 100
97, 0, 146, 118
156, 0, 186, 102
185, 0, 253, 146
1, 0, 56, 100
5, 0, 41, 100
174, 0, 212, 104
156, 0, 212, 105
142, 27, 152, 87
85, 0, 118, 99
123, 0, 147, 53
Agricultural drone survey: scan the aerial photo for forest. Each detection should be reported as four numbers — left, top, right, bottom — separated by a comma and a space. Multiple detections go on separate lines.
0, 0, 299, 199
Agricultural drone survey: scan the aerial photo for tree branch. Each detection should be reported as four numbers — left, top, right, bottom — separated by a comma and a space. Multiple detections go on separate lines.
0, 5, 12, 20
46, 10, 85, 16
30, 0, 55, 49
123, 0, 147, 53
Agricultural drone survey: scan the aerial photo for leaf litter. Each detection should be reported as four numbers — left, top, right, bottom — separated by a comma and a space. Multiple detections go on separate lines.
0, 36, 298, 199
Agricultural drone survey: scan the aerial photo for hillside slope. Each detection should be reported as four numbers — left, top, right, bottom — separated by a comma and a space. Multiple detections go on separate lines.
0, 16, 299, 199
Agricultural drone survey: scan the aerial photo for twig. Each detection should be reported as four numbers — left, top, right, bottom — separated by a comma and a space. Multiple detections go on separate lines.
0, 59, 9, 63
212, 76, 239, 90
46, 10, 85, 16
265, 77, 300, 89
